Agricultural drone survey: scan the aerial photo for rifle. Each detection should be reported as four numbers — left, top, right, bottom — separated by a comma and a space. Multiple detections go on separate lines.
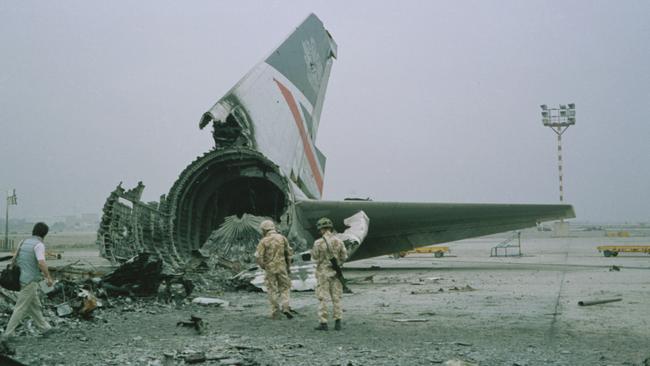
323, 236, 352, 293
283, 238, 292, 275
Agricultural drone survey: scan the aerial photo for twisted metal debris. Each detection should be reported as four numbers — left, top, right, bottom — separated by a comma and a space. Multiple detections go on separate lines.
96, 148, 307, 270
201, 214, 267, 267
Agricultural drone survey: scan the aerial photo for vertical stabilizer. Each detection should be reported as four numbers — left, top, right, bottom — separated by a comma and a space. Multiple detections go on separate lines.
265, 13, 337, 138
199, 14, 337, 199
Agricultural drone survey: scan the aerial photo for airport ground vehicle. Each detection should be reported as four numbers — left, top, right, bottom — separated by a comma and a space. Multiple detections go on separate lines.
397, 245, 450, 258
597, 245, 650, 257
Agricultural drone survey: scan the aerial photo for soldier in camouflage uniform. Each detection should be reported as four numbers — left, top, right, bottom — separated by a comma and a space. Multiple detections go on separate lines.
255, 220, 294, 319
311, 217, 348, 331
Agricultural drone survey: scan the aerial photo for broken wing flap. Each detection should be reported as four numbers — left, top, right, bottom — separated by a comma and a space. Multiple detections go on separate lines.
295, 200, 575, 261
336, 210, 369, 249
296, 210, 369, 262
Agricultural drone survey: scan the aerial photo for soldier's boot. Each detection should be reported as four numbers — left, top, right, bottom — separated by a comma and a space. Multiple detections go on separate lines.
283, 311, 294, 319
314, 323, 328, 331
334, 319, 342, 331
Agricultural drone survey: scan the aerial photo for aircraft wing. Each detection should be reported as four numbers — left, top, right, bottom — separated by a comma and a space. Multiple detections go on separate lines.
295, 200, 575, 261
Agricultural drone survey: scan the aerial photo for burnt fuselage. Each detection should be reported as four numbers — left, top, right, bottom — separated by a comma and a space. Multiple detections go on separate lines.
96, 148, 298, 268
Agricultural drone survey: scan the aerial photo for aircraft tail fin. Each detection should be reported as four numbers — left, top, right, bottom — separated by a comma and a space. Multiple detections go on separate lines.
264, 13, 337, 136
199, 14, 337, 199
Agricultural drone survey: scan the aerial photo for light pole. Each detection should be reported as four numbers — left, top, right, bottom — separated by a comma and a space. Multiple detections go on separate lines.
541, 103, 576, 205
4, 189, 17, 250
541, 104, 575, 235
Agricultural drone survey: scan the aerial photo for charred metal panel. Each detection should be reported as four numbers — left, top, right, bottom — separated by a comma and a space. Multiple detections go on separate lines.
165, 149, 290, 256
199, 95, 256, 150
97, 183, 177, 266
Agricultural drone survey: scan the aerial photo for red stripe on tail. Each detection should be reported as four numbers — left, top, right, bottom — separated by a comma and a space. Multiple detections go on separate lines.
274, 79, 324, 194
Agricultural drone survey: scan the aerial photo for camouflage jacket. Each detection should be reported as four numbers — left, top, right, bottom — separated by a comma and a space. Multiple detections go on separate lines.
255, 230, 293, 273
311, 231, 348, 277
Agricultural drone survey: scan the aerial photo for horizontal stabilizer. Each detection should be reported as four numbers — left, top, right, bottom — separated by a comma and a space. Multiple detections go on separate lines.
296, 200, 575, 261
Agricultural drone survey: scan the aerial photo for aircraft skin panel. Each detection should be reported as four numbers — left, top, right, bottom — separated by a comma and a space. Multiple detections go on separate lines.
273, 78, 324, 193
229, 65, 324, 197
295, 200, 576, 261
265, 13, 337, 122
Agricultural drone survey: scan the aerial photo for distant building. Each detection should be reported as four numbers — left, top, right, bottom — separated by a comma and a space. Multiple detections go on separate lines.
81, 213, 99, 223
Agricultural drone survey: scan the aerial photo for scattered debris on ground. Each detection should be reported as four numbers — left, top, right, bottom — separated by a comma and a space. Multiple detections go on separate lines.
392, 318, 429, 323
411, 284, 475, 295
176, 315, 205, 335
411, 288, 444, 295
346, 275, 375, 284
443, 359, 478, 366
0, 234, 647, 365
102, 253, 165, 296
577, 298, 622, 306
454, 342, 473, 347
192, 297, 229, 307
449, 285, 476, 292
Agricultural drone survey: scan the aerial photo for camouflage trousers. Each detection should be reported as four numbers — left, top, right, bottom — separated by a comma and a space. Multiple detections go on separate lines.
316, 273, 342, 323
264, 270, 291, 316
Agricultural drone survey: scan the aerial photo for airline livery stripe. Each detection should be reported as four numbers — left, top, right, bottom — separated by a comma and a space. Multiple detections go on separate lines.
273, 79, 324, 194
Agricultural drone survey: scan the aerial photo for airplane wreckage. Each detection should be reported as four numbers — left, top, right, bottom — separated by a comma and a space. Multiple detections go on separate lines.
96, 14, 575, 290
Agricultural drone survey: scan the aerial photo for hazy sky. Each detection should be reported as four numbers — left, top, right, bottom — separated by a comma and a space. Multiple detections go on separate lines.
1, 1, 648, 223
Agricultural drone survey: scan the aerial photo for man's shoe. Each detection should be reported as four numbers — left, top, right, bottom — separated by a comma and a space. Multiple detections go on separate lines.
40, 328, 58, 338
283, 311, 293, 319
41, 328, 56, 337
314, 323, 328, 331
334, 319, 342, 330
0, 339, 15, 355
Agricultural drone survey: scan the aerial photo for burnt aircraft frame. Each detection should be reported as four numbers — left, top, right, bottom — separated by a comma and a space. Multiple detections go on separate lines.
97, 14, 575, 270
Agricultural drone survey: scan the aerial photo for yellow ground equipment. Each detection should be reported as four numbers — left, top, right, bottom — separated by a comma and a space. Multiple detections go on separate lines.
398, 245, 449, 258
596, 245, 650, 257
605, 231, 630, 237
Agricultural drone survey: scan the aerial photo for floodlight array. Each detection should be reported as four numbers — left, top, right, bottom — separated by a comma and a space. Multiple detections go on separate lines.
540, 103, 576, 127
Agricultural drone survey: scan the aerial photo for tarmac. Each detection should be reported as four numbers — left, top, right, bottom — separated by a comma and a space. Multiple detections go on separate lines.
2, 228, 650, 365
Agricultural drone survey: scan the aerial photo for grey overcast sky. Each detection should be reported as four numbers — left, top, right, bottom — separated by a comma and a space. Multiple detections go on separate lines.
0, 1, 648, 223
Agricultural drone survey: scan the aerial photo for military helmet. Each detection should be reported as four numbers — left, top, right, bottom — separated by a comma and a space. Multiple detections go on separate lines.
316, 217, 334, 230
260, 220, 276, 233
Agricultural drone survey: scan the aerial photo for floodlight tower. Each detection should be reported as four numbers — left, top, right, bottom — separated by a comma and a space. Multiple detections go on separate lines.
541, 103, 575, 224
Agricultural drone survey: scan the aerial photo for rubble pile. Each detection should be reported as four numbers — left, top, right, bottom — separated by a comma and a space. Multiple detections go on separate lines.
102, 252, 164, 296
189, 267, 242, 294
27, 254, 198, 323
0, 289, 16, 332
